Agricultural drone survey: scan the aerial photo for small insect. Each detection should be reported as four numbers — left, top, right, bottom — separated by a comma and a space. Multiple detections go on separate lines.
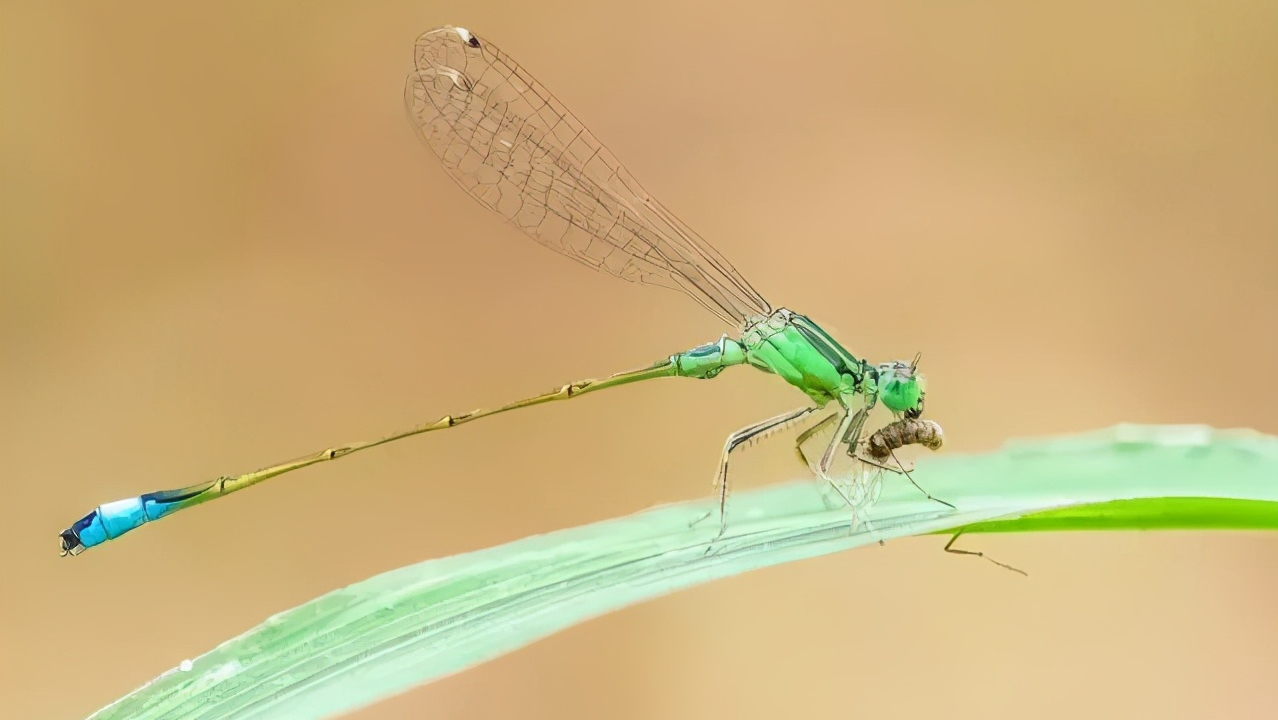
865, 417, 944, 462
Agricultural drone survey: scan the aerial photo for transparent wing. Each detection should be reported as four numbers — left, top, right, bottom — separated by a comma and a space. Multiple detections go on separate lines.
404, 26, 771, 327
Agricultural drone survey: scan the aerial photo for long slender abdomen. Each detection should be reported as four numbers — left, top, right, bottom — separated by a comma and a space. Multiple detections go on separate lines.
59, 336, 751, 556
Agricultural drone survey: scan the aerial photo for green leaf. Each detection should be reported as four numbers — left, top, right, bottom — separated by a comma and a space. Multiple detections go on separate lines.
84, 424, 1278, 720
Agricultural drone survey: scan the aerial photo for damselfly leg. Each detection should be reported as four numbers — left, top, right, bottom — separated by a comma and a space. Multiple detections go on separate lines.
690, 406, 821, 536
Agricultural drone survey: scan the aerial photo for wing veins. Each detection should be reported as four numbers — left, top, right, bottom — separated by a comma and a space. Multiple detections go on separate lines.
404, 26, 771, 326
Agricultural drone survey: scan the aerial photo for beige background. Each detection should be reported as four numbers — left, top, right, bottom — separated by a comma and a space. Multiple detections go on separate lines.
3, 2, 1276, 719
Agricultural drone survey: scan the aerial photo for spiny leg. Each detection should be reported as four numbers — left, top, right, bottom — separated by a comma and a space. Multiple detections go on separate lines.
818, 409, 861, 476
944, 531, 1028, 576
794, 412, 845, 509
793, 407, 873, 514
692, 406, 819, 536
794, 412, 840, 454
823, 407, 870, 487
816, 410, 869, 522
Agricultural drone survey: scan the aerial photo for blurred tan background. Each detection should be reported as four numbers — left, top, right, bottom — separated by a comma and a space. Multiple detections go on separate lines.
3, 1, 1276, 719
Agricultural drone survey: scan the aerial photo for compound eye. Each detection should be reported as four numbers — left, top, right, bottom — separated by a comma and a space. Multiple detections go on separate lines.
905, 396, 925, 419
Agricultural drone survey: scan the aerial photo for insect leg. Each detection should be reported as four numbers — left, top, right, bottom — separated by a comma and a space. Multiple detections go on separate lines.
690, 406, 819, 535
944, 530, 1027, 576
793, 412, 846, 509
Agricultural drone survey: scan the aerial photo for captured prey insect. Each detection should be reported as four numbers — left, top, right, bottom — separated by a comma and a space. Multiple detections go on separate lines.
58, 25, 951, 557
859, 417, 950, 510
866, 417, 945, 462
863, 417, 951, 507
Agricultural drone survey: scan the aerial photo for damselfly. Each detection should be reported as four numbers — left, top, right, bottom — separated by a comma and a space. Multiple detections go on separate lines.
59, 26, 949, 556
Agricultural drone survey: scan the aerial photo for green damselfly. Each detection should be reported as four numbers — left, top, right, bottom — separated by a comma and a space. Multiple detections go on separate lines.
59, 25, 946, 557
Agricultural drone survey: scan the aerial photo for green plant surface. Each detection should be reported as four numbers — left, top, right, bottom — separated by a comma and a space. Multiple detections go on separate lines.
83, 424, 1278, 720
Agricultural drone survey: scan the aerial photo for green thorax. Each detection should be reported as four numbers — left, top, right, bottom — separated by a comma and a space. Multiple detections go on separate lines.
740, 309, 874, 406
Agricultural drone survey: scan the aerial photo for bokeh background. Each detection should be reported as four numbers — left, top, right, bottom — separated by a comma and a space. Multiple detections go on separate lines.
3, 1, 1276, 719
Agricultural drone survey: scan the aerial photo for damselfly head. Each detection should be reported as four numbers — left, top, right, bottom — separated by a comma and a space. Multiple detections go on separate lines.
877, 357, 925, 417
